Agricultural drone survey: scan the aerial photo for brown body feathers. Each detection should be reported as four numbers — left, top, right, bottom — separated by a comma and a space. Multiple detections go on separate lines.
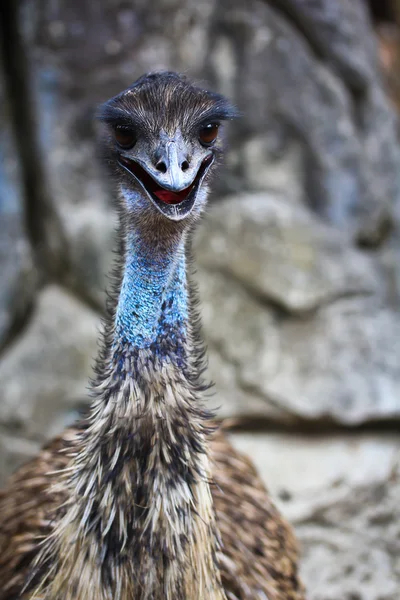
0, 427, 304, 599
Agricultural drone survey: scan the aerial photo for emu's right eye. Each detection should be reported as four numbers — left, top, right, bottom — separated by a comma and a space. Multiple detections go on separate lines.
113, 127, 136, 149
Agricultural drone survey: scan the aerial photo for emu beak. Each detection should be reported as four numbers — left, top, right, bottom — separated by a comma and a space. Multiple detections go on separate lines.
159, 141, 191, 192
118, 139, 214, 221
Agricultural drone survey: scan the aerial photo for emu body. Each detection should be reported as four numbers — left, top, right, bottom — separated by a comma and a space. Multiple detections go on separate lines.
0, 73, 305, 600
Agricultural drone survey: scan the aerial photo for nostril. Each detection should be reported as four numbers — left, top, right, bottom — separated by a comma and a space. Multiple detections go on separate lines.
181, 160, 189, 172
156, 160, 167, 174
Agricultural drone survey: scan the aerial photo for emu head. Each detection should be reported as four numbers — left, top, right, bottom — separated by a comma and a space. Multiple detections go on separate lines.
98, 72, 236, 227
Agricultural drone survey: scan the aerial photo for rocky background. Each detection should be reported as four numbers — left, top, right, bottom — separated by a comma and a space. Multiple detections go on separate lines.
1, 0, 400, 597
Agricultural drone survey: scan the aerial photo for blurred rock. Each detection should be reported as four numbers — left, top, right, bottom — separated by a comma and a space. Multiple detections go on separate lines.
199, 267, 285, 420
207, 0, 400, 237
197, 194, 400, 424
278, 0, 379, 88
196, 193, 379, 313
34, 66, 117, 305
273, 2, 399, 240
60, 197, 117, 307
230, 431, 400, 599
265, 297, 400, 424
0, 285, 98, 442
0, 85, 36, 347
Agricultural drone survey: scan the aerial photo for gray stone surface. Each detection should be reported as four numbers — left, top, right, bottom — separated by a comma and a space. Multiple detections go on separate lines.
206, 0, 400, 235
197, 193, 400, 425
277, 0, 400, 245
60, 197, 117, 307
230, 431, 400, 600
0, 85, 36, 347
277, 0, 379, 88
35, 67, 117, 305
0, 285, 99, 439
196, 193, 379, 314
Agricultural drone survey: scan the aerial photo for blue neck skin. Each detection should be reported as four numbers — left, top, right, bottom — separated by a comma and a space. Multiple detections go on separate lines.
115, 226, 189, 363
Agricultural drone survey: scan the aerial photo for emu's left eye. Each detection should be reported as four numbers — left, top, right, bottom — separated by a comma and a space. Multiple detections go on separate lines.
199, 123, 219, 146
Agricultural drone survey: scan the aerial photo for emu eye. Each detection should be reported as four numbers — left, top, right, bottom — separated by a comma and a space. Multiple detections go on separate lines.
199, 123, 219, 146
113, 127, 136, 149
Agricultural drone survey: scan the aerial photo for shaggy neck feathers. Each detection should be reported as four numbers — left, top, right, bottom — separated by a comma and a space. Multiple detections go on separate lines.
30, 193, 225, 600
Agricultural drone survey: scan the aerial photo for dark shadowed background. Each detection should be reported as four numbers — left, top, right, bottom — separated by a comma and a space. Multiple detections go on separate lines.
1, 0, 400, 597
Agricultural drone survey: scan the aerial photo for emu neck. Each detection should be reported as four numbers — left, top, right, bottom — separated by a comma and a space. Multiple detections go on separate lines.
39, 219, 225, 600
115, 228, 188, 354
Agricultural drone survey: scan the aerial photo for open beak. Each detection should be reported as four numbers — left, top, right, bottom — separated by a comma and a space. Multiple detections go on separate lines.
118, 142, 214, 220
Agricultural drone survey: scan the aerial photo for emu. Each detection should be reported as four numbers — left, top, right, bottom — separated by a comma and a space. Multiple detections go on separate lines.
0, 72, 304, 600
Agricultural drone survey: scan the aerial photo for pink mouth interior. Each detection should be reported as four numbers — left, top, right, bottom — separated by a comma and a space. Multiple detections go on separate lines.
153, 186, 194, 205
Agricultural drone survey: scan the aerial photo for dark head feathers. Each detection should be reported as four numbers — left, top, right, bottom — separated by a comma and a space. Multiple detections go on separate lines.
97, 71, 238, 136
